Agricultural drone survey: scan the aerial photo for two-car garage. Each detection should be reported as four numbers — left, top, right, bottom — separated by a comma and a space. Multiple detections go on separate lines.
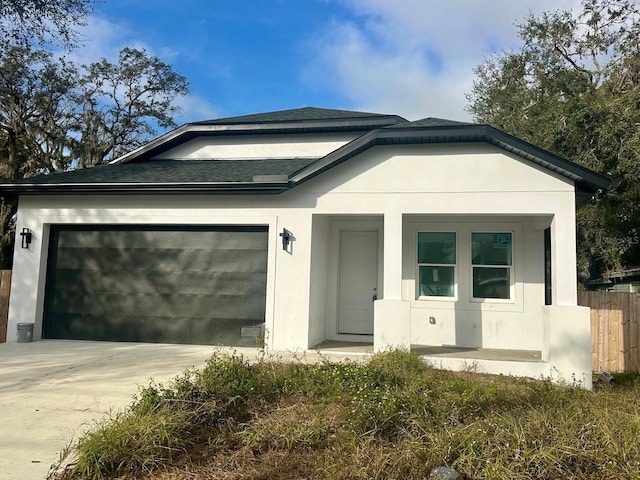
42, 225, 268, 346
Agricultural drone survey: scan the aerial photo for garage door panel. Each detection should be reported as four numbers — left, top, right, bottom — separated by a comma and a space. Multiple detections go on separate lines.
44, 226, 269, 345
46, 314, 263, 346
56, 230, 268, 250
51, 270, 267, 296
50, 291, 267, 319
54, 247, 268, 272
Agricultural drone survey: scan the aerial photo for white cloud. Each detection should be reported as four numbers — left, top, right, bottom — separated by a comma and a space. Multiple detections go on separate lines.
173, 94, 220, 124
66, 15, 136, 65
305, 0, 582, 120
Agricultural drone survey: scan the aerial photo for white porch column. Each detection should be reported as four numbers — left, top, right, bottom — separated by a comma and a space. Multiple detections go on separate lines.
382, 212, 403, 300
375, 212, 410, 351
550, 202, 578, 305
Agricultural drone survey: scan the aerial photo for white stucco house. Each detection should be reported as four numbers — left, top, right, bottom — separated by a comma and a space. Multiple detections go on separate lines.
0, 107, 612, 388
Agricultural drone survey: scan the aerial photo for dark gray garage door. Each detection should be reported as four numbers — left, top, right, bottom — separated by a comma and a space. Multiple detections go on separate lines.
43, 225, 268, 346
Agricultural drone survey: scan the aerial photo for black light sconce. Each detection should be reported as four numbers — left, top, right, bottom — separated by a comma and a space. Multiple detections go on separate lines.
279, 228, 293, 252
20, 228, 32, 249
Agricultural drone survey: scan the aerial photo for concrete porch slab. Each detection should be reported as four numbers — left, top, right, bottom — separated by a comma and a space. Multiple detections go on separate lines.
412, 345, 549, 379
411, 345, 543, 363
310, 340, 374, 355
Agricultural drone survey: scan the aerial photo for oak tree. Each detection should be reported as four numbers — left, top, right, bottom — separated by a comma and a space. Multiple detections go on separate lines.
467, 0, 640, 281
75, 48, 189, 167
0, 46, 190, 267
0, 0, 94, 49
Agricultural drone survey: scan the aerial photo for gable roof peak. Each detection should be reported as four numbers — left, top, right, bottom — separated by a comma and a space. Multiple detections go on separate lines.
191, 106, 407, 126
111, 107, 408, 164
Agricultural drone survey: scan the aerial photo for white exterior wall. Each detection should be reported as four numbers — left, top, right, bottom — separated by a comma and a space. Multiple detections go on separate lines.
153, 133, 358, 159
403, 216, 546, 351
7, 142, 587, 385
308, 215, 331, 347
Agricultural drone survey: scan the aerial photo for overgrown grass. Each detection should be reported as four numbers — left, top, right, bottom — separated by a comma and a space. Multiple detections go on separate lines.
52, 350, 640, 480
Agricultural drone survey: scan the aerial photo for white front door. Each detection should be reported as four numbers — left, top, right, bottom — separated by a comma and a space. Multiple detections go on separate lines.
338, 230, 378, 335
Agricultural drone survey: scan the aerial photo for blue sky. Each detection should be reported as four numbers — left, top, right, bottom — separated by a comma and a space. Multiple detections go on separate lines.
79, 0, 580, 125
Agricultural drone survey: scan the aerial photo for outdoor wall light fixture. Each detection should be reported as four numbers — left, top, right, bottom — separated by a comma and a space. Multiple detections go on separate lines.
20, 228, 32, 249
280, 228, 293, 252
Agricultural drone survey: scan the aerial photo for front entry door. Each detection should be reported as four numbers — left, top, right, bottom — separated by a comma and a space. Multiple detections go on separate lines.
338, 230, 378, 335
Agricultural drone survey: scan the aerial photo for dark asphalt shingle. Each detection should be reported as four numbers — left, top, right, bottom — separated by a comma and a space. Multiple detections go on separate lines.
383, 117, 477, 129
10, 159, 317, 185
191, 107, 406, 125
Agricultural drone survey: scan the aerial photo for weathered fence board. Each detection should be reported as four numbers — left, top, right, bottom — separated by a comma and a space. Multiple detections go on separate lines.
0, 270, 11, 343
578, 291, 640, 373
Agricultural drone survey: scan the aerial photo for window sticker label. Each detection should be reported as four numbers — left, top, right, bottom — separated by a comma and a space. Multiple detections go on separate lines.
493, 233, 510, 249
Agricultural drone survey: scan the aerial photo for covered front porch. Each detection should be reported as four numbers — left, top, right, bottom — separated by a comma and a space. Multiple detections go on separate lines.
307, 212, 592, 387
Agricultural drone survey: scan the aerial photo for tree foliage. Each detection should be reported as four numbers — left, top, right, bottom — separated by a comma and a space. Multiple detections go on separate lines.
467, 0, 640, 281
0, 0, 94, 49
0, 46, 77, 177
76, 48, 190, 167
0, 46, 189, 266
0, 46, 189, 173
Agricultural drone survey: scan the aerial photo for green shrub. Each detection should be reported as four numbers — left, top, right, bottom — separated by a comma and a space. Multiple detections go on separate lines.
53, 349, 640, 480
65, 408, 192, 479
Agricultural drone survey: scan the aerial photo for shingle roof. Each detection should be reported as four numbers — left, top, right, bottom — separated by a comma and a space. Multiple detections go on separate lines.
0, 107, 614, 198
191, 107, 405, 125
9, 159, 316, 185
384, 117, 476, 128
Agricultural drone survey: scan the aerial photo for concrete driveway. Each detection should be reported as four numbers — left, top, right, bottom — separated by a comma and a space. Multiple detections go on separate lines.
0, 340, 244, 480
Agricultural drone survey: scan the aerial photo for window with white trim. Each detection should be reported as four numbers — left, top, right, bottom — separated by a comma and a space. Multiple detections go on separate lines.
471, 232, 512, 300
417, 232, 456, 298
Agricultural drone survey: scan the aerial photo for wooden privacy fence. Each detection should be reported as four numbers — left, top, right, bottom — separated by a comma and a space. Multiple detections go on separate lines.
578, 290, 640, 373
0, 270, 11, 343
